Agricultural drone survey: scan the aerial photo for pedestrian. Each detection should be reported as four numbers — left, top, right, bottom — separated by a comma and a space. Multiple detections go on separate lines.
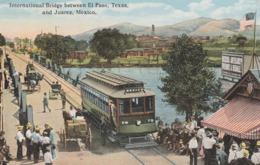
251, 146, 260, 165
31, 127, 42, 163
197, 125, 206, 152
42, 132, 51, 155
216, 144, 227, 165
44, 146, 53, 165
7, 77, 12, 89
60, 89, 66, 109
188, 132, 198, 165
237, 142, 246, 159
253, 140, 260, 153
49, 125, 57, 160
43, 92, 51, 112
0, 131, 7, 149
202, 131, 216, 165
109, 100, 117, 127
231, 150, 254, 165
0, 131, 13, 161
228, 144, 239, 164
25, 123, 33, 160
69, 105, 77, 119
15, 125, 25, 160
43, 124, 51, 137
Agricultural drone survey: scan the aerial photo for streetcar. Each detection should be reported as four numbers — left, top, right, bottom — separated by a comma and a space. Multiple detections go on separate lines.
79, 70, 158, 148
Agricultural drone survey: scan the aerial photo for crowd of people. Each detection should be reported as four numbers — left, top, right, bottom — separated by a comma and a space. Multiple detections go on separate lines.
15, 123, 57, 164
155, 116, 260, 165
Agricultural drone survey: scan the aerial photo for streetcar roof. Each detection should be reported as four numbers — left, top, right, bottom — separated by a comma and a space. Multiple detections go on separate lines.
84, 70, 144, 88
80, 73, 155, 98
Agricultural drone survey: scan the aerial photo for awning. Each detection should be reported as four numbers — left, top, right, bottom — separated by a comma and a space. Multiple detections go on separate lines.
202, 96, 260, 139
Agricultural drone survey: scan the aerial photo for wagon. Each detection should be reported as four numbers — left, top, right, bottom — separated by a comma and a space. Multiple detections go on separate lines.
49, 83, 62, 99
26, 63, 35, 75
24, 70, 43, 92
60, 111, 91, 150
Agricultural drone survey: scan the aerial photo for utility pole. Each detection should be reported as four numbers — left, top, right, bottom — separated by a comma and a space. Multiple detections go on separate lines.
54, 26, 59, 64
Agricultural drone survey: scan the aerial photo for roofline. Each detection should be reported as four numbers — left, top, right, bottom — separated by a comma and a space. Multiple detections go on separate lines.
223, 70, 259, 100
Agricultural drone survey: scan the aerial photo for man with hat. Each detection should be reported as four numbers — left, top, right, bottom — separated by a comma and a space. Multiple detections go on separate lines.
188, 132, 198, 165
257, 140, 260, 148
237, 142, 246, 159
25, 123, 33, 160
232, 150, 254, 165
202, 131, 216, 165
31, 126, 42, 163
15, 125, 25, 160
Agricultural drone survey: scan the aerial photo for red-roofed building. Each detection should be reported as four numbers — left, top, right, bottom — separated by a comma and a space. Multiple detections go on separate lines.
121, 48, 164, 58
68, 51, 88, 59
202, 70, 260, 139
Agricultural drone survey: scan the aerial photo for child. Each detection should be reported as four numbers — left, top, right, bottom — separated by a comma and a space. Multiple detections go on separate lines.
44, 147, 53, 165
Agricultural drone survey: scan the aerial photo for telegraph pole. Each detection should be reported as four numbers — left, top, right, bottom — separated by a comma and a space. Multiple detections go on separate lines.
54, 26, 59, 63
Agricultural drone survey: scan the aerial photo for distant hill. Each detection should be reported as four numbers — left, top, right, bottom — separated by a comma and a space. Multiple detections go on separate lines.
72, 22, 147, 41
72, 17, 260, 41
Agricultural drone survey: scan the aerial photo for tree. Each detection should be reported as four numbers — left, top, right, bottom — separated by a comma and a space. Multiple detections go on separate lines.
159, 34, 221, 121
123, 34, 139, 49
89, 28, 127, 64
34, 33, 77, 64
75, 40, 89, 51
0, 33, 6, 46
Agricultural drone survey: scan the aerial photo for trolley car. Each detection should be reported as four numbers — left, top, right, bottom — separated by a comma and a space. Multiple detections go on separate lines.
79, 70, 157, 148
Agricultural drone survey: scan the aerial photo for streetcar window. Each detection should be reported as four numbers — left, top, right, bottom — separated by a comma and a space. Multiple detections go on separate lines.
119, 99, 130, 114
132, 97, 144, 113
146, 96, 154, 111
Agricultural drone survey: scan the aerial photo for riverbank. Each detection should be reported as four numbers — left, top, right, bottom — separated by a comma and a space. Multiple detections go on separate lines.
61, 62, 221, 68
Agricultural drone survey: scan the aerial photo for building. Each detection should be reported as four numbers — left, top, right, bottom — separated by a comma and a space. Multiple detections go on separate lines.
136, 35, 175, 48
121, 48, 164, 58
68, 51, 88, 59
202, 69, 260, 140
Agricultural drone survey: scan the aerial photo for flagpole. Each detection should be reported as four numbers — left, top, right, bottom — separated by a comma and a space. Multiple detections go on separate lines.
251, 11, 257, 69
253, 11, 257, 54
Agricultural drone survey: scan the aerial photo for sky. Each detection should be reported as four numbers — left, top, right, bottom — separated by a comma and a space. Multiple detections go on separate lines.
1, 0, 260, 39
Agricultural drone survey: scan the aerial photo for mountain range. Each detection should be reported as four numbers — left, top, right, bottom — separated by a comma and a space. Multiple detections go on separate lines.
72, 17, 260, 41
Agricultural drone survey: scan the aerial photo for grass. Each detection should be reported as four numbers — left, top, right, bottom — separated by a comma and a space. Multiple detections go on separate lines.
66, 58, 92, 65
111, 56, 166, 65
31, 38, 260, 67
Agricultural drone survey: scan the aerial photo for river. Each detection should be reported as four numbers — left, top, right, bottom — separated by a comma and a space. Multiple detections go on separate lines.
63, 67, 222, 124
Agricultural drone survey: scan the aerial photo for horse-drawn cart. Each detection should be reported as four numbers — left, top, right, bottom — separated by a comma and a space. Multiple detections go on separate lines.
60, 111, 91, 150
49, 83, 62, 99
24, 70, 43, 92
